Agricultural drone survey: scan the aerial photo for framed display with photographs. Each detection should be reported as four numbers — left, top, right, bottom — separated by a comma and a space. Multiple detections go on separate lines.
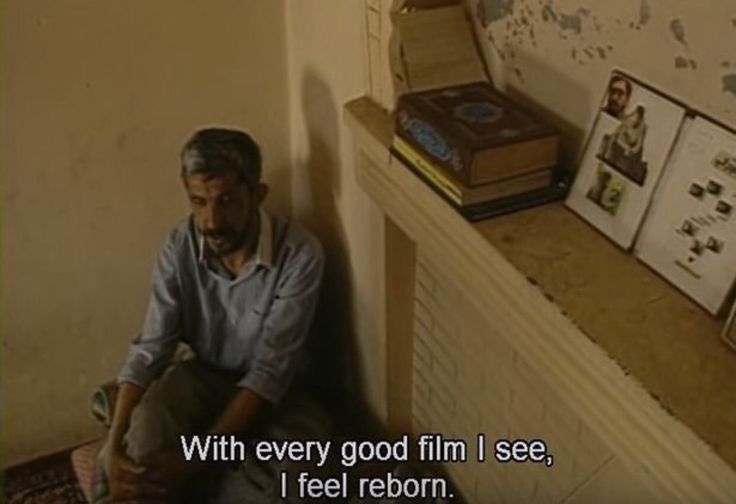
635, 115, 736, 315
566, 71, 688, 249
722, 299, 736, 351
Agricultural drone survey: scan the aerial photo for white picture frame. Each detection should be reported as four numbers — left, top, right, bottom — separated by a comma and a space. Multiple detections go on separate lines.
722, 298, 736, 351
635, 116, 736, 315
566, 71, 687, 249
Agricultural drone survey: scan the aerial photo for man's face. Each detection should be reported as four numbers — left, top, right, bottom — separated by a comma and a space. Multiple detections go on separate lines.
184, 171, 263, 257
606, 79, 630, 117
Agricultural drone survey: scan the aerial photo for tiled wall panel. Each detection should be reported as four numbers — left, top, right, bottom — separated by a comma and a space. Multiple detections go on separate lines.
413, 251, 613, 503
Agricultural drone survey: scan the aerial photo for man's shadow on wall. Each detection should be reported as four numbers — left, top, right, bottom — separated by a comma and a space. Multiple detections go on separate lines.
299, 70, 376, 435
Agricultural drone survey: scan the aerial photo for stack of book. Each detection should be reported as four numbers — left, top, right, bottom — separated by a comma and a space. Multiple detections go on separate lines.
391, 81, 569, 221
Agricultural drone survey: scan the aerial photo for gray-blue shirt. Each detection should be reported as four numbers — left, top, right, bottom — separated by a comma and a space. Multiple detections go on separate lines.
118, 210, 324, 404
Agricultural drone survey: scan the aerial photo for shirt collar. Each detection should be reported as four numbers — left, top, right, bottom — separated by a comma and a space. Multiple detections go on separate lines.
197, 208, 274, 270
255, 208, 274, 269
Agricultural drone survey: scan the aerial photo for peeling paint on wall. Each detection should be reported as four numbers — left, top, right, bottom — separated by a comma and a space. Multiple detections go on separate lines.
541, 5, 557, 23
670, 18, 687, 45
538, 4, 592, 35
675, 56, 689, 69
724, 74, 736, 97
478, 0, 515, 25
558, 9, 589, 34
639, 0, 651, 27
472, 0, 736, 122
591, 16, 602, 32
674, 57, 698, 70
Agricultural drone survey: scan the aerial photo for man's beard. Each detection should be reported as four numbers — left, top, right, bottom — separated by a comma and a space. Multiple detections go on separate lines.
204, 228, 248, 257
203, 208, 259, 257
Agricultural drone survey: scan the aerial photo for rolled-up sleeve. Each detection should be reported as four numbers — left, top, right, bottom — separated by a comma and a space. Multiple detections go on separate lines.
117, 231, 182, 388
238, 238, 324, 404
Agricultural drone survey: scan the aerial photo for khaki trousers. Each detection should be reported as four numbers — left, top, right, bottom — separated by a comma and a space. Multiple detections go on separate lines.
93, 359, 333, 504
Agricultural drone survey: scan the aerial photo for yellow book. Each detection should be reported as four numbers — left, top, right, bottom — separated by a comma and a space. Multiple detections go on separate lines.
394, 135, 462, 204
393, 135, 553, 206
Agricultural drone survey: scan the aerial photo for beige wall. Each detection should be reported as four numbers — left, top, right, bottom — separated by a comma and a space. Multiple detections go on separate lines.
6, 0, 734, 467
468, 0, 736, 164
2, 0, 290, 465
285, 0, 386, 422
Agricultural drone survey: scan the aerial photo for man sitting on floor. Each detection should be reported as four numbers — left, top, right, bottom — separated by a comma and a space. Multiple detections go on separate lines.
96, 128, 325, 502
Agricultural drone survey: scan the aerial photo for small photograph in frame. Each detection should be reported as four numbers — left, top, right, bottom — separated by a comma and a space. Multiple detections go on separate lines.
566, 70, 687, 249
713, 150, 736, 177
721, 298, 736, 351
585, 163, 627, 215
602, 74, 633, 120
597, 105, 649, 186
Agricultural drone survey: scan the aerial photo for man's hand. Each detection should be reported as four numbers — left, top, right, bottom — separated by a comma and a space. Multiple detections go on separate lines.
103, 445, 167, 502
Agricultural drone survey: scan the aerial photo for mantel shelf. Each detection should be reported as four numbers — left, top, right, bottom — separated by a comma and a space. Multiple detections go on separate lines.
344, 95, 736, 473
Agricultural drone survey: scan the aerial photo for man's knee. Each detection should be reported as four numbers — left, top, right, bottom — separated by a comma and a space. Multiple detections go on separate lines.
125, 398, 175, 461
123, 361, 223, 460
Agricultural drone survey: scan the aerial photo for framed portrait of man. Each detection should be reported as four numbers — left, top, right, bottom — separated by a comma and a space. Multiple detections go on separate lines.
566, 70, 687, 249
602, 74, 632, 120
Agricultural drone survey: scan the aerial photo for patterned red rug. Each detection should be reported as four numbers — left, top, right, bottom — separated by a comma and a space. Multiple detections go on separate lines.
4, 449, 87, 503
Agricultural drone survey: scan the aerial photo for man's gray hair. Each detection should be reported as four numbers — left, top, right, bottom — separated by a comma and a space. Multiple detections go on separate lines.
181, 128, 262, 189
